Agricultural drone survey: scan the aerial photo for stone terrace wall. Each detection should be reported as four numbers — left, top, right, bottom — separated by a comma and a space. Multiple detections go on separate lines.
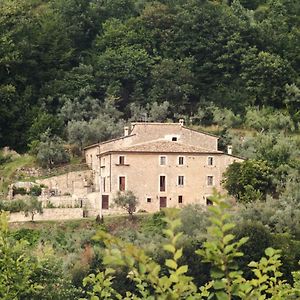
36, 170, 94, 196
9, 208, 83, 222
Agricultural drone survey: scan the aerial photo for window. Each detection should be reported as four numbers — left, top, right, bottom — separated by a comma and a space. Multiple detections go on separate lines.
178, 176, 184, 186
178, 195, 183, 204
160, 176, 166, 192
160, 156, 166, 165
208, 156, 214, 166
206, 197, 213, 206
119, 176, 125, 191
103, 177, 106, 192
172, 137, 177, 141
178, 156, 184, 165
119, 156, 125, 165
146, 197, 151, 203
207, 176, 214, 186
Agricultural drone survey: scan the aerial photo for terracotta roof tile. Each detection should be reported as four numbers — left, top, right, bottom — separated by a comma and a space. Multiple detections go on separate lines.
110, 140, 222, 154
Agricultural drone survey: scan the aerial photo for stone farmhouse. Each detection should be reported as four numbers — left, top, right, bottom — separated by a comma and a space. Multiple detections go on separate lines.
84, 120, 244, 214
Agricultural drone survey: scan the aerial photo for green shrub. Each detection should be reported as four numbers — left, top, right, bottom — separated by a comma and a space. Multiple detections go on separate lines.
0, 199, 27, 212
12, 187, 27, 196
142, 211, 166, 235
82, 193, 300, 299
11, 228, 41, 246
0, 153, 12, 165
29, 186, 42, 196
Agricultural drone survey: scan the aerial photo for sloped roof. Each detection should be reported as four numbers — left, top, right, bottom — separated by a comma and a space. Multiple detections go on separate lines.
83, 134, 136, 150
101, 140, 222, 154
130, 122, 218, 138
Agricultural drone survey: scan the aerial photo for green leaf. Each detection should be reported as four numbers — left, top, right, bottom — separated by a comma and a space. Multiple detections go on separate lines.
215, 290, 228, 300
163, 244, 176, 253
165, 259, 177, 270
213, 280, 226, 290
170, 273, 179, 283
223, 234, 235, 245
174, 248, 183, 260
211, 268, 225, 279
176, 265, 188, 275
222, 223, 235, 232
265, 247, 275, 257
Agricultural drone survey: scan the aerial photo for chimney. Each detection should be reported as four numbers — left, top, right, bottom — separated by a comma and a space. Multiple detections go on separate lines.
227, 145, 233, 155
179, 118, 184, 126
124, 126, 129, 136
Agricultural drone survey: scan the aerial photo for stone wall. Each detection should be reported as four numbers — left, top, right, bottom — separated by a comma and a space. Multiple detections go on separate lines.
37, 170, 94, 197
9, 208, 84, 222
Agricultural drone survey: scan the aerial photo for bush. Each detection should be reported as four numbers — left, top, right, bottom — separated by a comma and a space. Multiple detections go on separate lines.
0, 153, 12, 165
82, 193, 300, 299
142, 211, 166, 235
11, 228, 41, 246
35, 132, 70, 169
29, 186, 42, 196
222, 159, 275, 202
0, 199, 27, 212
12, 187, 27, 196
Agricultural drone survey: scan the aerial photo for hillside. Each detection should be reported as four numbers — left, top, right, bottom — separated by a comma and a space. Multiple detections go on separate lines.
0, 0, 299, 153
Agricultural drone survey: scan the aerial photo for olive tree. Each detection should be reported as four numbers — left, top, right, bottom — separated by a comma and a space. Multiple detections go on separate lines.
113, 190, 139, 217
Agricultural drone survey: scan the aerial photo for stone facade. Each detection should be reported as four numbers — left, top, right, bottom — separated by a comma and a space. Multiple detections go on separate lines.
84, 121, 244, 215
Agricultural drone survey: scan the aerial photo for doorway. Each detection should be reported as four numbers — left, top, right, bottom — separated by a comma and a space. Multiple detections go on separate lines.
160, 197, 167, 209
102, 195, 109, 209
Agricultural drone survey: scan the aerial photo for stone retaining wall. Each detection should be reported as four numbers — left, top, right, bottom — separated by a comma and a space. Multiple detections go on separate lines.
9, 208, 84, 222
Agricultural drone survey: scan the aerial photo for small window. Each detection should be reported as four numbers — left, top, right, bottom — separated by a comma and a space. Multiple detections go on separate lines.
172, 137, 177, 141
178, 195, 183, 204
160, 156, 166, 165
178, 176, 184, 186
160, 176, 166, 192
178, 156, 184, 165
119, 156, 125, 165
207, 176, 214, 186
206, 197, 213, 206
208, 157, 214, 166
147, 197, 151, 203
103, 177, 106, 192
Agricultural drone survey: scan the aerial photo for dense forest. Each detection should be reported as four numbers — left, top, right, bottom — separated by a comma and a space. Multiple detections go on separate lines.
0, 0, 299, 153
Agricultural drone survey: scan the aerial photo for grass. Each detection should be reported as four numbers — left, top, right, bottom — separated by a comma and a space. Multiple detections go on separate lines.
0, 154, 36, 196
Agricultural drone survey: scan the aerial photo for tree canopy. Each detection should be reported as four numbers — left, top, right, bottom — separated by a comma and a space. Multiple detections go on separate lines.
0, 0, 299, 152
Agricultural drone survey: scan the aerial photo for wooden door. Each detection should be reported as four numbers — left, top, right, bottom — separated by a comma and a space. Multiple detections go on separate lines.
102, 195, 109, 209
160, 197, 167, 209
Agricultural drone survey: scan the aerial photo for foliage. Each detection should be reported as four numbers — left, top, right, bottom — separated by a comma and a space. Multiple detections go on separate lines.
0, 152, 12, 165
23, 197, 43, 221
142, 210, 166, 235
34, 132, 70, 169
13, 186, 27, 196
82, 192, 300, 299
29, 185, 42, 196
245, 107, 295, 132
222, 159, 275, 202
0, 212, 40, 299
0, 199, 27, 212
0, 0, 299, 151
113, 190, 139, 217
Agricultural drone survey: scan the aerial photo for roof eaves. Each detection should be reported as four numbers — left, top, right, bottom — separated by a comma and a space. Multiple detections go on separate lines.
98, 150, 222, 156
